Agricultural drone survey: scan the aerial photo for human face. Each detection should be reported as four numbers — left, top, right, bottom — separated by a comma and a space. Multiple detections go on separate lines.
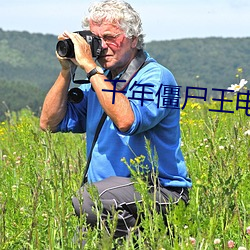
89, 20, 138, 76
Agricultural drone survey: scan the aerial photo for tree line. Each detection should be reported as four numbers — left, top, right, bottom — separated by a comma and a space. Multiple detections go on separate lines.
0, 28, 249, 120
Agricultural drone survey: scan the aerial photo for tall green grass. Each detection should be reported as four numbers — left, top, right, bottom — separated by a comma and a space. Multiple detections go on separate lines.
0, 95, 249, 249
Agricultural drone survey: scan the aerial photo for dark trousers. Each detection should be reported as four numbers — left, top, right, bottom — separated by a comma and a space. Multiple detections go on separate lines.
72, 176, 189, 238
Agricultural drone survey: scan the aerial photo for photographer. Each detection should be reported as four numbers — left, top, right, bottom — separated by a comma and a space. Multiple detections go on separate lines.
40, 0, 192, 243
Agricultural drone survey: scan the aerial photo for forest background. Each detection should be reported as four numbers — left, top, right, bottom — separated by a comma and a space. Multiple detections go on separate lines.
0, 28, 250, 121
0, 29, 250, 249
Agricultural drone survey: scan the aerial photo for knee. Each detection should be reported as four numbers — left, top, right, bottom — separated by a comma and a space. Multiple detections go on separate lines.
72, 187, 93, 217
72, 188, 97, 225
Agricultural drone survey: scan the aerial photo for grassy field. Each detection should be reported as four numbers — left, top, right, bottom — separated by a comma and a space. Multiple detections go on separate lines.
0, 93, 249, 249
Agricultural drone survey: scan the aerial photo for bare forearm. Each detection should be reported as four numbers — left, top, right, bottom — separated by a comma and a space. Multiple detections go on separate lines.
90, 74, 134, 132
56, 31, 135, 132
40, 70, 71, 132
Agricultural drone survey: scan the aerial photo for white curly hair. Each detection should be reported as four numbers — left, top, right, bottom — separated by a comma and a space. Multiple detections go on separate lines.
82, 0, 145, 49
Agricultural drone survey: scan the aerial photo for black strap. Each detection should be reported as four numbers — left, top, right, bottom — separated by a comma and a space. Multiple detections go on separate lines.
115, 49, 148, 90
81, 112, 107, 186
81, 50, 150, 185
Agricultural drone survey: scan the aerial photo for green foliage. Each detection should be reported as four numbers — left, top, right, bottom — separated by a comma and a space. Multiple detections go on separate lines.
0, 29, 250, 122
0, 79, 46, 121
0, 29, 60, 88
0, 109, 85, 249
0, 95, 250, 249
0, 29, 61, 121
145, 37, 250, 94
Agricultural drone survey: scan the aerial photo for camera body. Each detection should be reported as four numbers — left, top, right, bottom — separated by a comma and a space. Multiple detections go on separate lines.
56, 30, 102, 58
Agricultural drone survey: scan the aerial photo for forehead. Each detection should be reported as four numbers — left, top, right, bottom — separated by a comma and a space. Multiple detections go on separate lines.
89, 19, 123, 35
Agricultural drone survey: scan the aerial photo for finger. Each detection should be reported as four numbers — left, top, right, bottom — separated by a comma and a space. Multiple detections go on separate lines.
63, 30, 70, 37
55, 50, 65, 59
57, 31, 74, 43
65, 31, 85, 43
55, 51, 79, 66
64, 30, 76, 40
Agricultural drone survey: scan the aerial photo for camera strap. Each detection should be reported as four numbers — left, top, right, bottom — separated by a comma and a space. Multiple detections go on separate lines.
81, 50, 150, 186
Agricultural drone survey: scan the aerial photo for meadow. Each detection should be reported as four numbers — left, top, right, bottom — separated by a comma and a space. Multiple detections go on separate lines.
0, 91, 249, 249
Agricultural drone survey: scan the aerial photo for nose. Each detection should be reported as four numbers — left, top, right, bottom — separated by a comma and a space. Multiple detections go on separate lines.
101, 38, 108, 49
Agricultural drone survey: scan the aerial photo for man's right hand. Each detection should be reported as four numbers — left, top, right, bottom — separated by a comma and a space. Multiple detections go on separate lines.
56, 33, 79, 72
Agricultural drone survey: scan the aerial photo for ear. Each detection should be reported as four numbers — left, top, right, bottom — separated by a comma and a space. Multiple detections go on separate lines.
131, 36, 139, 49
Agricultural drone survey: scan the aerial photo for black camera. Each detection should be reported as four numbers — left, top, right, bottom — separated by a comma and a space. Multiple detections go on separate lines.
56, 30, 102, 58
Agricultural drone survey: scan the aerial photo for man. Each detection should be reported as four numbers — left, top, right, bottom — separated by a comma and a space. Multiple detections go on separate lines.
40, 0, 192, 241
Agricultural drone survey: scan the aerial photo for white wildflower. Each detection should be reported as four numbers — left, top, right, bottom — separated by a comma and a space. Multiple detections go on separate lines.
227, 79, 248, 92
214, 238, 221, 244
243, 130, 250, 136
238, 247, 246, 250
42, 213, 48, 221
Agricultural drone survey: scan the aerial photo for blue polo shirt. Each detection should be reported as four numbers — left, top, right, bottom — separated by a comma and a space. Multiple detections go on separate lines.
58, 52, 192, 188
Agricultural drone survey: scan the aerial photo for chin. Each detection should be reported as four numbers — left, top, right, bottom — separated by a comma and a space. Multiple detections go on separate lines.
99, 60, 114, 70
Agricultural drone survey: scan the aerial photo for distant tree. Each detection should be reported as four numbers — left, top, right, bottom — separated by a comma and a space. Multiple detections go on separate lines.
0, 79, 45, 121
0, 29, 249, 116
